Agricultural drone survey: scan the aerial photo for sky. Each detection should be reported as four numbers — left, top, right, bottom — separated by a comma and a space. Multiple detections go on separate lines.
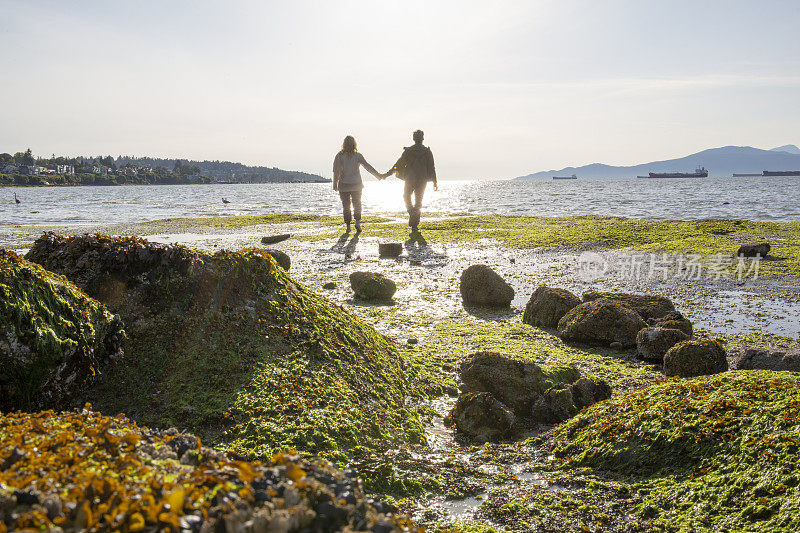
1, 0, 799, 179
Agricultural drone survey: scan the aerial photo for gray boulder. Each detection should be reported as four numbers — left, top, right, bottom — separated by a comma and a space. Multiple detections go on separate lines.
663, 339, 728, 378
735, 347, 800, 372
582, 291, 675, 321
737, 243, 770, 258
349, 271, 397, 301
459, 265, 514, 307
557, 299, 646, 347
522, 286, 582, 329
444, 392, 516, 442
636, 327, 690, 363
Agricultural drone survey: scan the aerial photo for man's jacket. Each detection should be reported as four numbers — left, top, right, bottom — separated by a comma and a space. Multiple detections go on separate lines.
393, 144, 436, 182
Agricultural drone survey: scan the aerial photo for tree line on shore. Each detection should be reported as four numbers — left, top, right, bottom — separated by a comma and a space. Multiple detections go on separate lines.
1, 149, 327, 186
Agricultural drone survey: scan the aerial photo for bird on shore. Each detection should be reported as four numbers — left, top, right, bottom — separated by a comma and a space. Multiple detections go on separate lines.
222, 198, 230, 204
14, 193, 20, 204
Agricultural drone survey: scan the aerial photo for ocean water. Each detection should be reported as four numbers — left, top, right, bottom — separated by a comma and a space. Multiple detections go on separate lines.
2, 176, 799, 227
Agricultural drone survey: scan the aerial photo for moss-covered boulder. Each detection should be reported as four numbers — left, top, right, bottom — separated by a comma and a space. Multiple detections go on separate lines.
0, 250, 124, 411
551, 371, 800, 531
557, 299, 646, 347
532, 377, 611, 424
349, 271, 397, 301
25, 233, 430, 460
663, 339, 728, 377
582, 291, 675, 321
444, 392, 517, 442
459, 351, 580, 416
522, 285, 581, 329
459, 264, 514, 307
0, 408, 418, 532
636, 326, 690, 363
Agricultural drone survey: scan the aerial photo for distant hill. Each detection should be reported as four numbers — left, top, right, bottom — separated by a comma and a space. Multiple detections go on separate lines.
115, 156, 328, 183
770, 144, 800, 155
516, 145, 800, 179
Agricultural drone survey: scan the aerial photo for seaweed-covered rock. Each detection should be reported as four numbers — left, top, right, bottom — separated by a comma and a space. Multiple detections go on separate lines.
349, 271, 397, 301
522, 286, 581, 329
737, 242, 770, 258
444, 392, 516, 442
263, 248, 291, 270
459, 264, 514, 307
0, 250, 124, 410
582, 291, 675, 321
551, 371, 800, 530
648, 311, 694, 337
24, 234, 420, 459
459, 351, 579, 416
557, 299, 646, 347
663, 339, 728, 377
0, 408, 418, 532
531, 378, 611, 424
636, 327, 690, 363
735, 347, 800, 372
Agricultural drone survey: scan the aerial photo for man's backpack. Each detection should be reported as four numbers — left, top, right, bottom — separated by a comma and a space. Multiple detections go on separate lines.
396, 145, 432, 182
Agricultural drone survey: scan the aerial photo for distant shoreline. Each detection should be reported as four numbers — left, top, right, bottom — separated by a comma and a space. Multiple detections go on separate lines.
1, 179, 331, 188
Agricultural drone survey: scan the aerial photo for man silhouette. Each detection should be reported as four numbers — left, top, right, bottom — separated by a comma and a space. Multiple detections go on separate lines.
385, 130, 437, 231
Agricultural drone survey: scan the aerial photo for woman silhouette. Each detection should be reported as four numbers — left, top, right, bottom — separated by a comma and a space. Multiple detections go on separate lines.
332, 135, 385, 233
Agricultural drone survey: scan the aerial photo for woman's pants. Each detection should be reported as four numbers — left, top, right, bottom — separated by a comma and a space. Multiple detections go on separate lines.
339, 190, 362, 225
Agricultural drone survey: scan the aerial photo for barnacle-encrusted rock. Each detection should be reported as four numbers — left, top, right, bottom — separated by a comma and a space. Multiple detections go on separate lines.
0, 250, 124, 410
0, 408, 418, 532
636, 327, 690, 363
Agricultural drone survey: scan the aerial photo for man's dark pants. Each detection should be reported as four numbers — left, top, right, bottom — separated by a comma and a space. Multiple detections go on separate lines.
403, 179, 427, 228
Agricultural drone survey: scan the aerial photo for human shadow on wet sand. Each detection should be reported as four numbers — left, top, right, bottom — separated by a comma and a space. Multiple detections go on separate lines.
404, 230, 448, 267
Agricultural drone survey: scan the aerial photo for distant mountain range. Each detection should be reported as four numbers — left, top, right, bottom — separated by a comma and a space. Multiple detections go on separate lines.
515, 145, 800, 179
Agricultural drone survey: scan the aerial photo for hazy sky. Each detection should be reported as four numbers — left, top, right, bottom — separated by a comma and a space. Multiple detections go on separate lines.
2, 0, 798, 179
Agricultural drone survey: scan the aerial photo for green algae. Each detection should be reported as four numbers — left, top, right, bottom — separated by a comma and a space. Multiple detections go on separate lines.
0, 250, 121, 410
23, 235, 447, 467
321, 215, 800, 278
427, 319, 661, 394
140, 213, 390, 232
550, 370, 800, 531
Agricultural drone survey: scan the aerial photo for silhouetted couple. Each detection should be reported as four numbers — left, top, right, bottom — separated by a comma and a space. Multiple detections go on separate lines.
332, 130, 437, 233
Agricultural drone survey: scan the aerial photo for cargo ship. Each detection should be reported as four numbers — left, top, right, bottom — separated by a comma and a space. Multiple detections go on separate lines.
762, 170, 800, 177
552, 174, 578, 180
637, 166, 708, 179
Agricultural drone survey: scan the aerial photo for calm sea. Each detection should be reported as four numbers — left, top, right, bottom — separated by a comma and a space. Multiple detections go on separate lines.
2, 176, 799, 227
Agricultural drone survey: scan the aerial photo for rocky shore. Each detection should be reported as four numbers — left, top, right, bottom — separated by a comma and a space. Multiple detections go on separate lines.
2, 213, 800, 532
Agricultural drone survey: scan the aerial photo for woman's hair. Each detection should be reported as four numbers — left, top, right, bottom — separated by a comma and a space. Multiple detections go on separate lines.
341, 135, 357, 154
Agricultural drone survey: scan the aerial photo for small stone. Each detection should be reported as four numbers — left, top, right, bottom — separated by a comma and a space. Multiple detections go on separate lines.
261, 233, 292, 245
610, 342, 623, 349
263, 249, 291, 270
407, 338, 418, 345
737, 242, 770, 258
322, 282, 336, 290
